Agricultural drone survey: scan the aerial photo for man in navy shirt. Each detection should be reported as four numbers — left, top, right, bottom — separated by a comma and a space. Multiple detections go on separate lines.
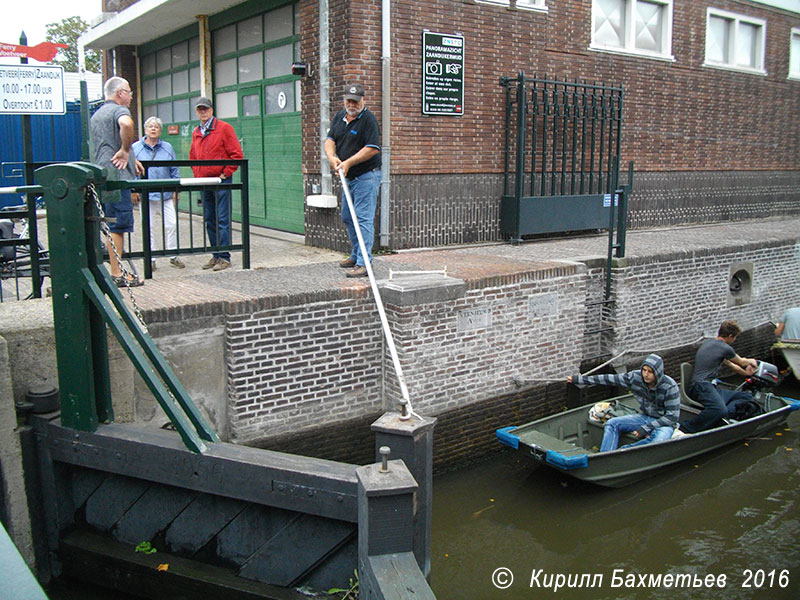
325, 83, 381, 278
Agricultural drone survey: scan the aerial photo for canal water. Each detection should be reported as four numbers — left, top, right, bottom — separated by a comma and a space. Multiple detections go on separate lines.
429, 379, 800, 600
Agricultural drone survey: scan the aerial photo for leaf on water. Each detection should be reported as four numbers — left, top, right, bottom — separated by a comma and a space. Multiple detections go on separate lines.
157, 564, 169, 572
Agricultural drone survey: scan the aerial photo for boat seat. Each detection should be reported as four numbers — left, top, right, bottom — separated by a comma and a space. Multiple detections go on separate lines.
679, 362, 703, 409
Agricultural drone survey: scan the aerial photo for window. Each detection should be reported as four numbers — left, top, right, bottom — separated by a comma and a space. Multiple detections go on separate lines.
140, 37, 201, 125
705, 8, 766, 74
591, 0, 673, 60
475, 0, 547, 11
211, 3, 301, 119
790, 28, 800, 80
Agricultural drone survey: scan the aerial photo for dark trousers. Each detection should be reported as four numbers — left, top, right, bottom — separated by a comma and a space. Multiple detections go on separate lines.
680, 381, 753, 433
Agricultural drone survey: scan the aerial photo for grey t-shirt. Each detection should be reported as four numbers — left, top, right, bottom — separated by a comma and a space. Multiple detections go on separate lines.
691, 338, 736, 385
90, 100, 136, 181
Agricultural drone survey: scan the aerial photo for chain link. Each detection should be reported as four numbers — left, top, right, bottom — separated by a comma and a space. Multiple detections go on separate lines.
86, 182, 149, 334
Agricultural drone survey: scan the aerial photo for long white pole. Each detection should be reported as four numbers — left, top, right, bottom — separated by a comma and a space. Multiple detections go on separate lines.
338, 169, 415, 419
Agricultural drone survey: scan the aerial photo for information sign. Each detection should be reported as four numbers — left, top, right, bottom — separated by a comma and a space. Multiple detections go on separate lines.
0, 64, 66, 115
422, 31, 464, 116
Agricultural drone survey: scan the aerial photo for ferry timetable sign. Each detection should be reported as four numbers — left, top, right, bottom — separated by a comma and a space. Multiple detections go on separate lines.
422, 31, 464, 116
0, 64, 66, 115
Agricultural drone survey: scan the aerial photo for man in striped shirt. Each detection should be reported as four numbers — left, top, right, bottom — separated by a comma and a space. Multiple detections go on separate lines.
569, 354, 680, 452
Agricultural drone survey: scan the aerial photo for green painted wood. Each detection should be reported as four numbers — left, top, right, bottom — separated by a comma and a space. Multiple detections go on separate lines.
35, 163, 101, 432
263, 113, 303, 233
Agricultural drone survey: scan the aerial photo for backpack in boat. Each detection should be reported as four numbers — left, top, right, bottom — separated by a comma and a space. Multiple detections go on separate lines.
588, 401, 615, 425
727, 397, 763, 421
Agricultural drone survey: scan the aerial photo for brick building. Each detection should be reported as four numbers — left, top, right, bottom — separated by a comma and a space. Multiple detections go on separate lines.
82, 0, 800, 250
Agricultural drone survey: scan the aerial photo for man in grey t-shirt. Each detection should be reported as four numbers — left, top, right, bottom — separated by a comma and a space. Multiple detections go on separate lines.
680, 320, 757, 433
90, 76, 143, 286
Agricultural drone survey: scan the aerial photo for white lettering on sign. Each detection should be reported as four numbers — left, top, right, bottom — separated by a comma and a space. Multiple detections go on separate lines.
458, 306, 492, 332
529, 293, 558, 319
0, 64, 65, 115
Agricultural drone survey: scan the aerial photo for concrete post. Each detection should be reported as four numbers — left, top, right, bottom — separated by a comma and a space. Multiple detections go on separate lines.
371, 412, 436, 576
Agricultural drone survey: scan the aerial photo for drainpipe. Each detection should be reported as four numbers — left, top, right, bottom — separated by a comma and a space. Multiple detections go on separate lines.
319, 0, 332, 196
380, 0, 391, 247
197, 16, 212, 97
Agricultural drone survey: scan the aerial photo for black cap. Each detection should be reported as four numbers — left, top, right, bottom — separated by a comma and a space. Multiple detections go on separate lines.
195, 96, 213, 109
343, 83, 365, 101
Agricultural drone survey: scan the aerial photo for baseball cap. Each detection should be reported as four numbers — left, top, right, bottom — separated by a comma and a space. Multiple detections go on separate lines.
343, 84, 365, 101
195, 96, 213, 109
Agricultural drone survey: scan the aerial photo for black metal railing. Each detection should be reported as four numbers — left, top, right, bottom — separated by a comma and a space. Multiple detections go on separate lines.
499, 71, 630, 250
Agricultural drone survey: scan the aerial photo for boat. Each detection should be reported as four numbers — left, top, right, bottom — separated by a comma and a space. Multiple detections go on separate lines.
772, 339, 800, 381
496, 361, 800, 488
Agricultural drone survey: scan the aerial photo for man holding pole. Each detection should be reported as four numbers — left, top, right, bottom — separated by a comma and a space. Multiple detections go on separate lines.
325, 83, 381, 278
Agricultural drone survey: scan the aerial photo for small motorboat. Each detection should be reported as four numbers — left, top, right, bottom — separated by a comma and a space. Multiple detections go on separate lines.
496, 361, 800, 488
772, 339, 800, 381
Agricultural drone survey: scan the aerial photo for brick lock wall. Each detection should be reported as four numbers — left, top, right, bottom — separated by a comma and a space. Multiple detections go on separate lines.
224, 294, 385, 444
303, 0, 800, 250
382, 267, 587, 415
609, 241, 800, 356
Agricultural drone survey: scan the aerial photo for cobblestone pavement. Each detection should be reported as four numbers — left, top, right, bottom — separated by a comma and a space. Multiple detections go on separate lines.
2, 210, 798, 306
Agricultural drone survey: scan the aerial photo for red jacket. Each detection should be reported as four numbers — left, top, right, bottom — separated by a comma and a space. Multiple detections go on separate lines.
189, 117, 244, 179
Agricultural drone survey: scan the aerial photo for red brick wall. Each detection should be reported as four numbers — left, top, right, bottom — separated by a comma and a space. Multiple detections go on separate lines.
301, 0, 800, 176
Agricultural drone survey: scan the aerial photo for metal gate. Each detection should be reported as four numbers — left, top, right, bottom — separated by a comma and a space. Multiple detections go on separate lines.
499, 71, 631, 258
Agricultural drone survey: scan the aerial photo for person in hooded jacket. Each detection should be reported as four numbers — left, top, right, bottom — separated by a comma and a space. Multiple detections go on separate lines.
568, 354, 680, 452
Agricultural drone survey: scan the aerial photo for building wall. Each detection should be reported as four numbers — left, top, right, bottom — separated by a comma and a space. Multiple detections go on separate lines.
303, 0, 800, 249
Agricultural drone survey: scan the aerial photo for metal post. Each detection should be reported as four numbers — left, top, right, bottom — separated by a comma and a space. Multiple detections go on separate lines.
513, 72, 527, 241
240, 160, 250, 269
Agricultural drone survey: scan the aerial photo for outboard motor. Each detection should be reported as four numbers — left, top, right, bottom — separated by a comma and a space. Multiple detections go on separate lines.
740, 361, 780, 393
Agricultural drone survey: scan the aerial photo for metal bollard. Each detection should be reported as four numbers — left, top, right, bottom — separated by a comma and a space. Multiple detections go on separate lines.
379, 446, 391, 473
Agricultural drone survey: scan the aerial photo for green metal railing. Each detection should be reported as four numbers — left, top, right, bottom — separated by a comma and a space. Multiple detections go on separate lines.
20, 161, 220, 453
134, 159, 250, 279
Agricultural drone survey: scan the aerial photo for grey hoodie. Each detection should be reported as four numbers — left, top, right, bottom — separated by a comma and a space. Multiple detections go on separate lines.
574, 354, 680, 435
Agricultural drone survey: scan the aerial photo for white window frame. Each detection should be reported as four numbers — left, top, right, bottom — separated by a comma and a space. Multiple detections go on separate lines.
590, 0, 675, 61
474, 0, 548, 13
704, 8, 767, 76
789, 27, 800, 81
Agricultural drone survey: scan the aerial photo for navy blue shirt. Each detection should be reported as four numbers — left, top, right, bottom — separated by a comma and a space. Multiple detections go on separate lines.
327, 108, 381, 180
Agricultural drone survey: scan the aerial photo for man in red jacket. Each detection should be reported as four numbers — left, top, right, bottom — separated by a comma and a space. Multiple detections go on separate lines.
189, 97, 243, 271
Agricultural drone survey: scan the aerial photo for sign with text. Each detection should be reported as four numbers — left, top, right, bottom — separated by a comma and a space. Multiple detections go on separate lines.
529, 293, 558, 319
0, 64, 66, 115
422, 31, 464, 116
457, 306, 492, 332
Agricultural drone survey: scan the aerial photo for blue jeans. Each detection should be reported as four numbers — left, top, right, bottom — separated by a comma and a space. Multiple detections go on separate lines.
680, 381, 753, 433
341, 169, 380, 267
600, 414, 674, 452
203, 181, 231, 261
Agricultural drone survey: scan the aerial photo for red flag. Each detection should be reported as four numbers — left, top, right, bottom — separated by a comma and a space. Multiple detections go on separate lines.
0, 41, 69, 62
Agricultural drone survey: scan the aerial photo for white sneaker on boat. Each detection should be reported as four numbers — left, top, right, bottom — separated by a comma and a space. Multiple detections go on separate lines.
671, 427, 689, 439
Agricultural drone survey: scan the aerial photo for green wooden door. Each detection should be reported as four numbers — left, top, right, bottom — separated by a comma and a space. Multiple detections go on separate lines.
238, 86, 266, 223
263, 81, 303, 233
